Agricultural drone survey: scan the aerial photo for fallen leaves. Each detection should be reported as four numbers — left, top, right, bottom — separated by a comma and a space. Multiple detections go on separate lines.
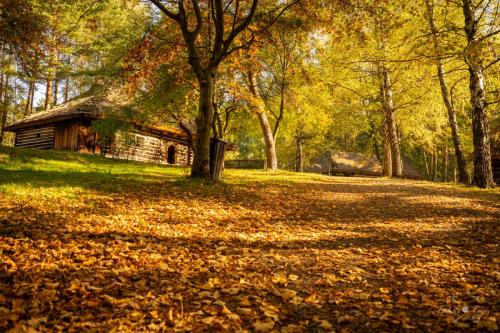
0, 158, 499, 332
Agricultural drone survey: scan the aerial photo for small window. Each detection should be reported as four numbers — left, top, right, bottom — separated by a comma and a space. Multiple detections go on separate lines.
36, 133, 41, 138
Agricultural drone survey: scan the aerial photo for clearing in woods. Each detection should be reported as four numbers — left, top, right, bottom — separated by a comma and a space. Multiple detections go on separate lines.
0, 146, 499, 332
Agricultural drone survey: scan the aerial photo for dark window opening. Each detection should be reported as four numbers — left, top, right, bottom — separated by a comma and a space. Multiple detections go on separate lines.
36, 133, 41, 138
167, 145, 176, 164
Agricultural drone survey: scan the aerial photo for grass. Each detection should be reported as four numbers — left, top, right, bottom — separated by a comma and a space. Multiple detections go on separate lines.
0, 145, 499, 332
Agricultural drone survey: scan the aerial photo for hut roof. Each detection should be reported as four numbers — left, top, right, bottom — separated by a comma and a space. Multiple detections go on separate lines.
306, 151, 422, 179
4, 94, 187, 139
331, 152, 382, 175
304, 154, 332, 174
402, 159, 422, 179
4, 96, 100, 131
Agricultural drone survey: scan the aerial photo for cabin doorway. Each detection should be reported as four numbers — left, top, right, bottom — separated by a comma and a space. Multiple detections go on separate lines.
167, 145, 176, 164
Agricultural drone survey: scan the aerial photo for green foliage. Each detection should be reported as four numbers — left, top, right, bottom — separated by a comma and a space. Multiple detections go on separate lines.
91, 118, 129, 154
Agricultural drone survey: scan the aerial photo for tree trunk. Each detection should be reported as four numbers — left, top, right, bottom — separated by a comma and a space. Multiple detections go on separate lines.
382, 119, 392, 177
45, 76, 53, 110
423, 149, 430, 179
191, 71, 215, 178
54, 79, 59, 106
425, 0, 470, 184
64, 55, 70, 103
25, 81, 34, 116
380, 67, 402, 177
438, 62, 469, 184
432, 149, 438, 182
0, 46, 4, 115
273, 78, 286, 139
247, 72, 278, 170
64, 76, 69, 103
0, 72, 10, 144
45, 33, 56, 110
450, 156, 456, 182
462, 0, 495, 188
443, 143, 448, 182
53, 41, 61, 106
257, 111, 278, 170
295, 136, 303, 172
30, 82, 35, 112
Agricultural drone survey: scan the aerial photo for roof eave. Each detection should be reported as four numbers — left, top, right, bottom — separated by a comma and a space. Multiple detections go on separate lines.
4, 112, 100, 131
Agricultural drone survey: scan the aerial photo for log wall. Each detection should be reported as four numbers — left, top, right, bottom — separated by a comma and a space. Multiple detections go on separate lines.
14, 126, 55, 150
12, 121, 191, 166
54, 122, 79, 151
107, 131, 191, 166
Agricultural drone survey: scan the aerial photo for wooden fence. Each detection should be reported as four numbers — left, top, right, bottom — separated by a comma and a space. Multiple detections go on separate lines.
225, 159, 266, 169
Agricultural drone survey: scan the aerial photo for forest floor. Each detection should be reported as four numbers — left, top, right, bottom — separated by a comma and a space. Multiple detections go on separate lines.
0, 146, 499, 333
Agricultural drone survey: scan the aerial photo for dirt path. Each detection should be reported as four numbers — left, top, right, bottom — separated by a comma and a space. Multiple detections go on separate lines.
1, 174, 499, 332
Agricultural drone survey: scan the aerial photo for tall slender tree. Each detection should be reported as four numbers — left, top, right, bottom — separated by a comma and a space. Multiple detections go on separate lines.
461, 0, 496, 188
424, 0, 470, 184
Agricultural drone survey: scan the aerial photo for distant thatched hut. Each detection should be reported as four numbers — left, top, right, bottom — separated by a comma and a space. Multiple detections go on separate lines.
4, 95, 193, 166
330, 152, 382, 176
305, 151, 422, 179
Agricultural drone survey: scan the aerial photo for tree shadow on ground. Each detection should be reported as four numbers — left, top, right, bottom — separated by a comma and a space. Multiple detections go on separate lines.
1, 207, 498, 332
1, 160, 499, 332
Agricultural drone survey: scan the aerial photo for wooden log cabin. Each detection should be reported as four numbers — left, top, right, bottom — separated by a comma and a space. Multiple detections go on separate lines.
4, 96, 193, 166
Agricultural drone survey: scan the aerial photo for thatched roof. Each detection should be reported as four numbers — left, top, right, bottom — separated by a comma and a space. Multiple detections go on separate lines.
304, 154, 332, 174
402, 159, 421, 179
4, 94, 188, 139
4, 96, 100, 131
305, 151, 422, 179
331, 152, 382, 175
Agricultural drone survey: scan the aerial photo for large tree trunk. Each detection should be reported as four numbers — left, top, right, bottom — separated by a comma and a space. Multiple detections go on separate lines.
380, 67, 402, 177
247, 72, 278, 170
295, 136, 303, 172
425, 0, 470, 184
462, 0, 495, 188
191, 71, 215, 178
467, 63, 494, 187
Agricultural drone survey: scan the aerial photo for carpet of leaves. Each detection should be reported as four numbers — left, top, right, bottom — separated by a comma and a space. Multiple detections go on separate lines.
0, 168, 499, 332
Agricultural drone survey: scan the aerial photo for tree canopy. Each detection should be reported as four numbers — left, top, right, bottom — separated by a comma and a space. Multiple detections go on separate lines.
0, 0, 498, 187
